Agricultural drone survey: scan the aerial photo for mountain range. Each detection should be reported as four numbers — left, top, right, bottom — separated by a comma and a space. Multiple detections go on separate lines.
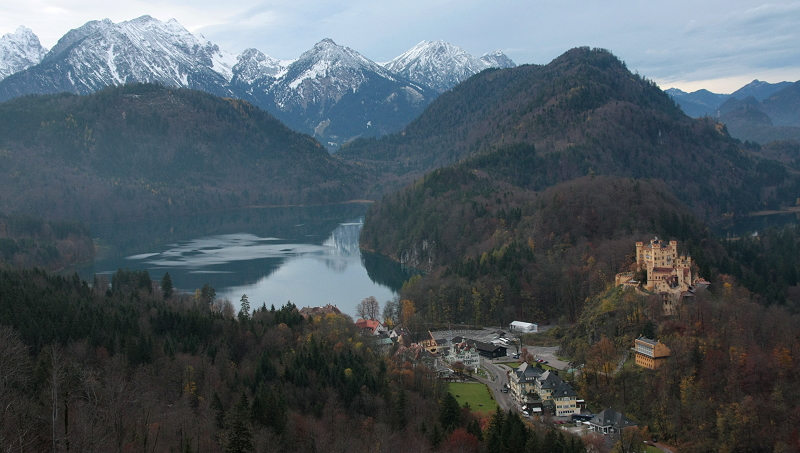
667, 80, 800, 143
0, 16, 515, 149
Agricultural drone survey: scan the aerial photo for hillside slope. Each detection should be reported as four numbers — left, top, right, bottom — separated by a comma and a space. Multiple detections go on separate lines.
0, 84, 366, 222
343, 47, 793, 218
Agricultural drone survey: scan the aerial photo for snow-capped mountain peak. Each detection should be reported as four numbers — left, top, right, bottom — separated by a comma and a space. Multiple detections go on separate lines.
277, 38, 396, 95
384, 40, 515, 93
232, 48, 287, 85
480, 50, 516, 69
0, 26, 47, 80
287, 38, 393, 85
0, 16, 237, 98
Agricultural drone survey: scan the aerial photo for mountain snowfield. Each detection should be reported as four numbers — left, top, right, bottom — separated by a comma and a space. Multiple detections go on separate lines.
0, 16, 516, 146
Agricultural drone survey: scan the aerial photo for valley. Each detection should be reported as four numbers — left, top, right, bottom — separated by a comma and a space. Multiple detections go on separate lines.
0, 18, 799, 452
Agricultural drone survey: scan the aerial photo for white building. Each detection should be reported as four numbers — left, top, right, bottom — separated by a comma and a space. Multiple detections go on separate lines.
509, 321, 538, 333
445, 341, 480, 372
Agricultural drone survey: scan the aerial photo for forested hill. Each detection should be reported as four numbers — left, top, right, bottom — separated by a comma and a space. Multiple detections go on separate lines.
0, 84, 367, 223
340, 47, 798, 218
357, 47, 800, 325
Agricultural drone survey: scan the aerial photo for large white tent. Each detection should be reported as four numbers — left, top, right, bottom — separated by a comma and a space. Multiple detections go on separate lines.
509, 321, 538, 333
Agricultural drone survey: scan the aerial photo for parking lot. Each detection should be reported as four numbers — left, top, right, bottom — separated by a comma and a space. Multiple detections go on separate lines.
430, 327, 511, 344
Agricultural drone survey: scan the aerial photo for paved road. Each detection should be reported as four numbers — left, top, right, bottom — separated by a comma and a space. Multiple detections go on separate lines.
474, 358, 515, 411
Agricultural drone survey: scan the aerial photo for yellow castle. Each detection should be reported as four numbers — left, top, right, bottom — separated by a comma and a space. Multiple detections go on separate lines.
616, 237, 707, 314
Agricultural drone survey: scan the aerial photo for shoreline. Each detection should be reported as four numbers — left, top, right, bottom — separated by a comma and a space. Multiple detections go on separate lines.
747, 206, 800, 217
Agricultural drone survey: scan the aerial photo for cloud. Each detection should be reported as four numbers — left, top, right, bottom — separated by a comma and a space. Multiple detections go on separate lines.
623, 2, 800, 91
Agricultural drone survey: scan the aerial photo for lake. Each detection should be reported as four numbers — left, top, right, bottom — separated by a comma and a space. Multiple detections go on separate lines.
74, 203, 417, 317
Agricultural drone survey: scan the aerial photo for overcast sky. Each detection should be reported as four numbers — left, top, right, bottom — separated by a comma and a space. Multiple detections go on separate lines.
2, 0, 799, 93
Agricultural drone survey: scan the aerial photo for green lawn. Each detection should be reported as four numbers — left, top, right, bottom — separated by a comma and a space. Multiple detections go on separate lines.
449, 382, 499, 415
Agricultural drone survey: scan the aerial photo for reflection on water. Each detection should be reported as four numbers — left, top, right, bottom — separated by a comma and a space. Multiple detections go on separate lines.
74, 204, 418, 317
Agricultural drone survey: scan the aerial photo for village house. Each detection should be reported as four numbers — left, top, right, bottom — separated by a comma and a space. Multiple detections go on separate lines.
510, 362, 545, 403
510, 363, 581, 415
536, 370, 563, 412
553, 381, 580, 417
445, 340, 480, 372
299, 304, 342, 318
633, 336, 671, 369
419, 331, 440, 354
589, 408, 637, 435
394, 343, 437, 370
355, 318, 388, 336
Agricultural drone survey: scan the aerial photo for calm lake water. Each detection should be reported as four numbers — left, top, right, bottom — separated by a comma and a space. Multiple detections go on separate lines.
74, 204, 417, 317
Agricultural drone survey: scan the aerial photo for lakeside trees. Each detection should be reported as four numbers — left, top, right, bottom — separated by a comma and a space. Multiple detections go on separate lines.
0, 212, 93, 270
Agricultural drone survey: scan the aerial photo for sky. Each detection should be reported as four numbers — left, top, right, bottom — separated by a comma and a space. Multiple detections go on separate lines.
1, 0, 799, 94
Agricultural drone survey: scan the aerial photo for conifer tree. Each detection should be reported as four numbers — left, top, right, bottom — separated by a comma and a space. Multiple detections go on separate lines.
226, 392, 254, 453
161, 272, 173, 298
485, 407, 505, 453
211, 392, 226, 430
238, 294, 250, 321
438, 392, 461, 433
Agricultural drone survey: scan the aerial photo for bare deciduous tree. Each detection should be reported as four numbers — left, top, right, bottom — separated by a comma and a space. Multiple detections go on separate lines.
355, 296, 380, 320
0, 326, 35, 451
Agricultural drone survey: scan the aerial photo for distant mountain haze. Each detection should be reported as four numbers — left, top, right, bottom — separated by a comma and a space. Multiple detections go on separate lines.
667, 79, 799, 143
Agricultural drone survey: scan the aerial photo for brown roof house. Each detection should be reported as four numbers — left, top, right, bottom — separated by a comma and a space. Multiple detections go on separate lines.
355, 319, 388, 336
